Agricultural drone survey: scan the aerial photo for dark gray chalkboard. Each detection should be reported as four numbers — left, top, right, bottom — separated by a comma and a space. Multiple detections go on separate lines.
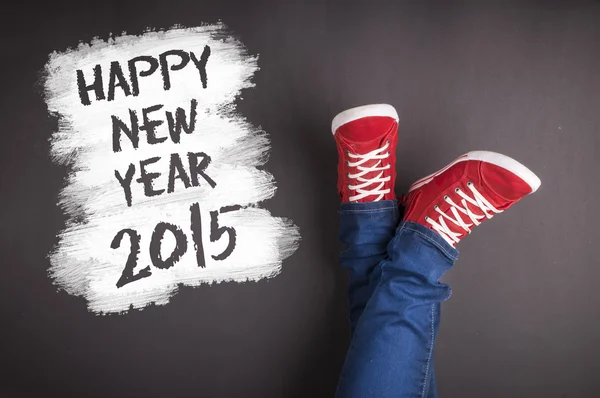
1, 1, 599, 397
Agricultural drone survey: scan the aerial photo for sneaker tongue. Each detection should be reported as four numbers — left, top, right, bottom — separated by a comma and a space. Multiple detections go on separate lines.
440, 187, 491, 239
349, 136, 390, 195
450, 206, 476, 238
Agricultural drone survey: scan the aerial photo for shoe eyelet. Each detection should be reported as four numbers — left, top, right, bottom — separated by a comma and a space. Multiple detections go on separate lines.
424, 216, 430, 221
434, 205, 439, 210
346, 160, 350, 166
386, 140, 390, 144
444, 195, 449, 200
455, 187, 461, 193
467, 181, 473, 186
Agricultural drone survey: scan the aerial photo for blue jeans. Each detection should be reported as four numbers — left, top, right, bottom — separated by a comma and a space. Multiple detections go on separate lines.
335, 200, 459, 398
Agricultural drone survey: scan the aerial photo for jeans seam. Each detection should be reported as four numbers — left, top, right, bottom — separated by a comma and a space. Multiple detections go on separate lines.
420, 304, 435, 398
401, 226, 458, 261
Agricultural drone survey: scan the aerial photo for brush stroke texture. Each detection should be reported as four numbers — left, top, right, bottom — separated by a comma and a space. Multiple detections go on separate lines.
43, 24, 300, 314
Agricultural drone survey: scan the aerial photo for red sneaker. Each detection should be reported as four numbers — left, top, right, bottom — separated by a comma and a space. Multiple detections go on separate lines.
332, 104, 399, 202
402, 151, 541, 246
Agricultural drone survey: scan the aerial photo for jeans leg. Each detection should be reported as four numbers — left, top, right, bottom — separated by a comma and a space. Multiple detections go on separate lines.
336, 221, 458, 398
338, 200, 400, 336
424, 302, 442, 398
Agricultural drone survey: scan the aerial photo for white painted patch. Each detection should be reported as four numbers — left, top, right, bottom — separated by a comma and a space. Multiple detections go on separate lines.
43, 24, 300, 314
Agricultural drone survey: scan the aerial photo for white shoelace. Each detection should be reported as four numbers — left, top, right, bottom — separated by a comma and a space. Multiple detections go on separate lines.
425, 182, 503, 246
347, 141, 391, 202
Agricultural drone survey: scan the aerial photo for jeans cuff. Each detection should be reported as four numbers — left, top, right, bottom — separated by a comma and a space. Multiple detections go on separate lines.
338, 200, 399, 214
399, 221, 460, 261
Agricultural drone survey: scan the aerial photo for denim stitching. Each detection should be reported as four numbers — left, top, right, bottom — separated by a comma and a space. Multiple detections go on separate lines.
420, 304, 435, 398
388, 225, 439, 398
401, 226, 458, 261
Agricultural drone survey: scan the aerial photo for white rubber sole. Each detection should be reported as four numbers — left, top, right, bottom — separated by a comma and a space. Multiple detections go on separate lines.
331, 104, 399, 135
408, 151, 542, 193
